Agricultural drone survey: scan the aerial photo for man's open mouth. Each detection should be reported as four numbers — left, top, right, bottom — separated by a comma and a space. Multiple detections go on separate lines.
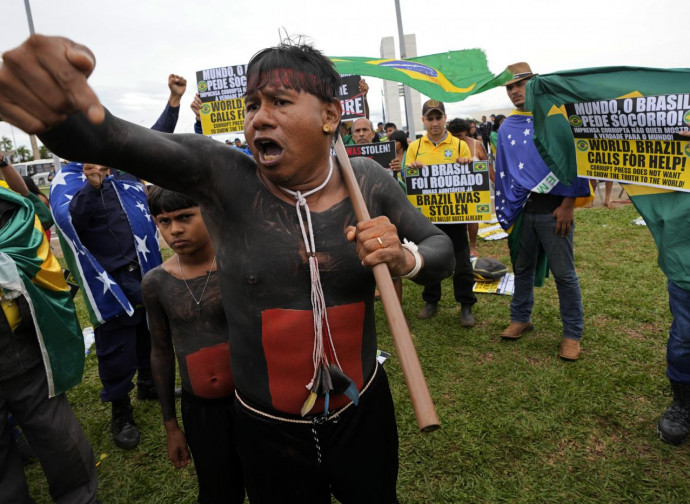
255, 138, 284, 162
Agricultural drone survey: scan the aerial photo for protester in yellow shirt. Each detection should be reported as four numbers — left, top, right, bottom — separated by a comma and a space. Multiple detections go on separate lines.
403, 100, 477, 327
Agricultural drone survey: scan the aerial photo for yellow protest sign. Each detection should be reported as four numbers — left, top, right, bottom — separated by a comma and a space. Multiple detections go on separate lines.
196, 64, 247, 135
473, 273, 514, 296
566, 94, 690, 192
404, 161, 492, 223
199, 98, 245, 136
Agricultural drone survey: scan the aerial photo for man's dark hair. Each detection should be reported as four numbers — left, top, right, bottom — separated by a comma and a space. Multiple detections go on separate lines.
446, 118, 469, 135
245, 43, 341, 103
493, 114, 506, 132
147, 185, 199, 217
384, 122, 397, 130
388, 130, 409, 151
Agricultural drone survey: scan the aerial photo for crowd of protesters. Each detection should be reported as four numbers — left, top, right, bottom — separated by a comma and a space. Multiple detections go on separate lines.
0, 32, 687, 504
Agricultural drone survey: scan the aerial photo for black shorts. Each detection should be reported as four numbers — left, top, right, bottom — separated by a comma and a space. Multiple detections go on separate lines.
233, 366, 399, 504
181, 391, 245, 504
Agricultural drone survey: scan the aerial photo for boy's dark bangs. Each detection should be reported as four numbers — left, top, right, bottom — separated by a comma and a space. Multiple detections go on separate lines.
147, 186, 199, 217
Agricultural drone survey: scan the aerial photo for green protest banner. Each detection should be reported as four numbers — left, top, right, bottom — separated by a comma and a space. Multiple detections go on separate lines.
331, 50, 511, 103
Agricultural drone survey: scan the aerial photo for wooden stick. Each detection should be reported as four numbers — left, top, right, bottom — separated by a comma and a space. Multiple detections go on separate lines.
333, 136, 440, 433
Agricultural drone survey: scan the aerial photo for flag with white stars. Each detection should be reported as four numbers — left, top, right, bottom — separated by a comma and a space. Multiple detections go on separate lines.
50, 162, 162, 326
494, 112, 590, 229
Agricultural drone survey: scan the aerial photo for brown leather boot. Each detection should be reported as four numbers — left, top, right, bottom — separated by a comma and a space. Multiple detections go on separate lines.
559, 338, 582, 361
500, 321, 534, 340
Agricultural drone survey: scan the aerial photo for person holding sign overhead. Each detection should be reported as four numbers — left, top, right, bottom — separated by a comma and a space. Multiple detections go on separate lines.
403, 100, 478, 327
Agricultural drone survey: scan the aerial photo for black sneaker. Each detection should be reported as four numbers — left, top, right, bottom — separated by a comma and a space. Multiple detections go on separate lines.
417, 303, 438, 320
460, 305, 476, 328
658, 401, 690, 445
111, 398, 140, 449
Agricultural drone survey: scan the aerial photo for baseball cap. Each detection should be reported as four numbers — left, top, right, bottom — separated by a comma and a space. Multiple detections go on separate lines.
422, 99, 445, 117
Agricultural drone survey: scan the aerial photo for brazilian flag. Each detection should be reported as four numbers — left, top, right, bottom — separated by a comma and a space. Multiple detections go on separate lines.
623, 184, 690, 290
0, 186, 84, 396
525, 67, 690, 289
331, 49, 512, 102
525, 66, 690, 185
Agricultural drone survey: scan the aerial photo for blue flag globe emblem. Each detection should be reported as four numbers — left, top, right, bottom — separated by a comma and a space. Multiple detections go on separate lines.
379, 61, 438, 77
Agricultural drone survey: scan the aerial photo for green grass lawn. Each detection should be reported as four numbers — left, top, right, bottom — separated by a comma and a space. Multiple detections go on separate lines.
25, 203, 690, 503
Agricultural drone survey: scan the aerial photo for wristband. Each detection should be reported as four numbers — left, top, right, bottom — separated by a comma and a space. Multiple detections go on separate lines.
401, 238, 422, 279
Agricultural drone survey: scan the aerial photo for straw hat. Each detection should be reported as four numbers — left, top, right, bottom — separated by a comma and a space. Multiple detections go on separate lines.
503, 62, 537, 86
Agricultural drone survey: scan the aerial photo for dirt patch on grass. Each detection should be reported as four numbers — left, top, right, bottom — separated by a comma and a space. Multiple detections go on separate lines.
590, 316, 661, 341
475, 352, 495, 365
619, 324, 662, 341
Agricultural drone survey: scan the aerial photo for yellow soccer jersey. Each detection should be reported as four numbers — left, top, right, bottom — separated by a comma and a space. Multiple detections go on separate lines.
403, 133, 470, 167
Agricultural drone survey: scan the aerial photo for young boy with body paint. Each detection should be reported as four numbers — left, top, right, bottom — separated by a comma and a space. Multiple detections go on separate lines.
142, 186, 244, 504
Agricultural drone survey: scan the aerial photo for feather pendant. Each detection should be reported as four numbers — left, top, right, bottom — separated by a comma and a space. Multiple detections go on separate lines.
301, 392, 318, 417
324, 391, 330, 415
328, 364, 353, 395
344, 381, 360, 405
328, 364, 360, 405
314, 365, 328, 395
322, 364, 334, 393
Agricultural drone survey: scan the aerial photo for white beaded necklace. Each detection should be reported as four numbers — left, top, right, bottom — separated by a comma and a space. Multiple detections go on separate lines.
277, 158, 344, 411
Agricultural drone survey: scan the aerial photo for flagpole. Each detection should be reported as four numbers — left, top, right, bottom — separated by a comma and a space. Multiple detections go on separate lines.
23, 0, 40, 161
394, 0, 416, 141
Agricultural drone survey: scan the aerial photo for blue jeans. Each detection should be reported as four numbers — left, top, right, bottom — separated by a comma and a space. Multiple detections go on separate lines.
510, 212, 583, 340
667, 280, 690, 384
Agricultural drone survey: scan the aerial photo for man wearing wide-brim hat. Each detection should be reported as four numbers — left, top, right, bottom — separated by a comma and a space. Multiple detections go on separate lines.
494, 62, 591, 361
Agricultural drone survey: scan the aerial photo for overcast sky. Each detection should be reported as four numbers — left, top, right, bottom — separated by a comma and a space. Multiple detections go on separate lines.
1, 0, 686, 153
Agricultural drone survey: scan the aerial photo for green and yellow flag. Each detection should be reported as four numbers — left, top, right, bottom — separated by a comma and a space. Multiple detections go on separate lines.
331, 49, 511, 102
0, 185, 84, 396
622, 184, 690, 290
525, 66, 690, 188
526, 67, 690, 289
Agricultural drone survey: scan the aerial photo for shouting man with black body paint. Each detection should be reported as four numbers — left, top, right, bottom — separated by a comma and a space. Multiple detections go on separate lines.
0, 35, 454, 503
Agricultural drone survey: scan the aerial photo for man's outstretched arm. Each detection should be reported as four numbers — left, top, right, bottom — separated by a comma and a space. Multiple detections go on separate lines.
0, 35, 225, 199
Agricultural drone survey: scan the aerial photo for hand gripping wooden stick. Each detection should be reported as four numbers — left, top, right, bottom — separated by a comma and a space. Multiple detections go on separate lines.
334, 136, 440, 433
